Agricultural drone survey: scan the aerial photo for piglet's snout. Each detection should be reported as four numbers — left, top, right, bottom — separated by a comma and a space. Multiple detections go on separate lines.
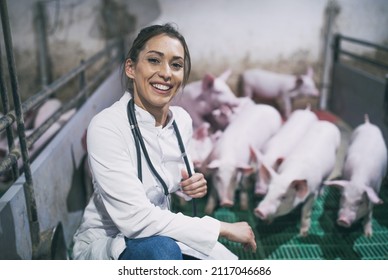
337, 215, 352, 228
220, 199, 234, 208
254, 208, 267, 220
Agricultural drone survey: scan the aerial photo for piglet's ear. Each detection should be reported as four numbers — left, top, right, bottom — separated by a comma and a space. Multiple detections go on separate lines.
217, 69, 232, 81
259, 165, 271, 186
249, 145, 277, 180
202, 74, 215, 90
306, 67, 314, 77
237, 164, 254, 176
207, 159, 220, 170
193, 122, 210, 140
364, 185, 383, 205
291, 179, 308, 199
323, 180, 349, 189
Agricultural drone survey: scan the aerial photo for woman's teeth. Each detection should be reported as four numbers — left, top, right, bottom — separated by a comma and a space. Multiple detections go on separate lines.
152, 83, 170, 91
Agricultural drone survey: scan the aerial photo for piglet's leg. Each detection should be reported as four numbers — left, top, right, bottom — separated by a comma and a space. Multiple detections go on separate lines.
204, 187, 218, 215
299, 195, 315, 236
282, 96, 292, 119
362, 210, 373, 237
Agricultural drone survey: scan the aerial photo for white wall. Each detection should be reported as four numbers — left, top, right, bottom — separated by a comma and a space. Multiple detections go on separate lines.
152, 0, 325, 75
149, 0, 388, 85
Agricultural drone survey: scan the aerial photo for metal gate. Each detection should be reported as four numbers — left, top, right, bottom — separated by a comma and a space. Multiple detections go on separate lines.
328, 34, 388, 142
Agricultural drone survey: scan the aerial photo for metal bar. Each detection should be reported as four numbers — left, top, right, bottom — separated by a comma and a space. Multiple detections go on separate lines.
0, 0, 39, 248
0, 148, 19, 173
0, 111, 14, 131
339, 34, 388, 53
327, 33, 341, 110
0, 39, 120, 133
339, 49, 388, 70
33, 1, 51, 88
79, 59, 86, 90
78, 59, 86, 103
319, 0, 340, 110
0, 33, 18, 179
333, 33, 341, 63
384, 74, 388, 125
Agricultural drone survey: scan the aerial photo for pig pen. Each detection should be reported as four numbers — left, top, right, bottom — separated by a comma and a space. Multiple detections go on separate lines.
171, 33, 388, 260
172, 112, 388, 260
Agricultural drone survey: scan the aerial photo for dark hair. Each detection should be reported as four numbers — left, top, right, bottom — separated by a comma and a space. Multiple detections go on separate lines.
123, 23, 191, 93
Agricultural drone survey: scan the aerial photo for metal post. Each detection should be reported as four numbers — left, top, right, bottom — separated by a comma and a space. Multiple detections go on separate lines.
78, 59, 86, 103
33, 1, 51, 88
332, 34, 341, 64
327, 33, 341, 111
319, 0, 340, 110
384, 74, 388, 125
0, 0, 40, 253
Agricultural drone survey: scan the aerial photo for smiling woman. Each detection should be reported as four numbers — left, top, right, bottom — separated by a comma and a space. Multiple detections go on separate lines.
125, 33, 185, 127
71, 23, 256, 260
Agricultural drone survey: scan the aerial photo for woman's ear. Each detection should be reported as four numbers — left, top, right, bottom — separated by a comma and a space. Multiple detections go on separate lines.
125, 59, 135, 79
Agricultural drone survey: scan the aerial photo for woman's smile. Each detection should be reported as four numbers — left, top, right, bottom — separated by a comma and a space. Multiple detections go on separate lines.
150, 82, 173, 93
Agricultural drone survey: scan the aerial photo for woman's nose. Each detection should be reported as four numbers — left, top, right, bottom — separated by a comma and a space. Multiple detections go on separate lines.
158, 63, 172, 80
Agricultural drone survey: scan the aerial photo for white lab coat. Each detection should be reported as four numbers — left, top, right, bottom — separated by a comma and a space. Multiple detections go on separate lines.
72, 92, 237, 260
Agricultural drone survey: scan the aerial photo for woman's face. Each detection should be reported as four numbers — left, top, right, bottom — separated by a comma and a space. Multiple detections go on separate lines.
125, 34, 185, 113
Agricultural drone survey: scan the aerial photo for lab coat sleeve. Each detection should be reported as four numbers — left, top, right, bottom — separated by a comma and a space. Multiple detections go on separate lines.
87, 109, 220, 256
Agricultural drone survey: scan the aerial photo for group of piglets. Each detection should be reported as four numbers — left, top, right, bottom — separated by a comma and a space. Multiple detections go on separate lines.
254, 112, 387, 237
176, 67, 387, 237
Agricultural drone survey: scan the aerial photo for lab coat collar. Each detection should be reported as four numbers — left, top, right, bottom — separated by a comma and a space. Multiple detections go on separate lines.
122, 91, 174, 129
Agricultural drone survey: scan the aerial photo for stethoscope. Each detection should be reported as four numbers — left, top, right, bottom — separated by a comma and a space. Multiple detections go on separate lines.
126, 98, 197, 216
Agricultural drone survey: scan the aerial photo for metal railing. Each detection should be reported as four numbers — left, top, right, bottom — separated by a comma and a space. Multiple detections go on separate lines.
332, 33, 388, 124
0, 0, 124, 258
333, 34, 388, 71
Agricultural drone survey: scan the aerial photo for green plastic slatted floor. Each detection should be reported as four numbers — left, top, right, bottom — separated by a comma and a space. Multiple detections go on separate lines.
172, 178, 388, 260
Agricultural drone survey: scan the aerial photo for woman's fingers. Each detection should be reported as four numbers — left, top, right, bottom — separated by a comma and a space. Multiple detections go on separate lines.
180, 171, 207, 198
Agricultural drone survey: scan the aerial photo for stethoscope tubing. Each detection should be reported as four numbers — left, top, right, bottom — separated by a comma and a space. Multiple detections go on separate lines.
127, 98, 197, 216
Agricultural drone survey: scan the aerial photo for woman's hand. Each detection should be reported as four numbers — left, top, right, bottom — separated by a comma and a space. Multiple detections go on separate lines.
219, 221, 257, 252
180, 169, 207, 198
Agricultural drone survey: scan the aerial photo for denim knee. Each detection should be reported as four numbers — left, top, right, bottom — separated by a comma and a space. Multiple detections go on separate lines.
119, 236, 182, 260
153, 236, 182, 259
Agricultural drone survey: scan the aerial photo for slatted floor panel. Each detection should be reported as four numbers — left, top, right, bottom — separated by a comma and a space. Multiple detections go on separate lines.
172, 179, 388, 260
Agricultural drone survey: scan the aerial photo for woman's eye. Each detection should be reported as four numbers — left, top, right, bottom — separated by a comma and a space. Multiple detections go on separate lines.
171, 62, 183, 70
148, 58, 160, 64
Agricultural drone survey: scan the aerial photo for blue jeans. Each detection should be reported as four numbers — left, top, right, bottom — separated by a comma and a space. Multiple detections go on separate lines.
119, 236, 183, 260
